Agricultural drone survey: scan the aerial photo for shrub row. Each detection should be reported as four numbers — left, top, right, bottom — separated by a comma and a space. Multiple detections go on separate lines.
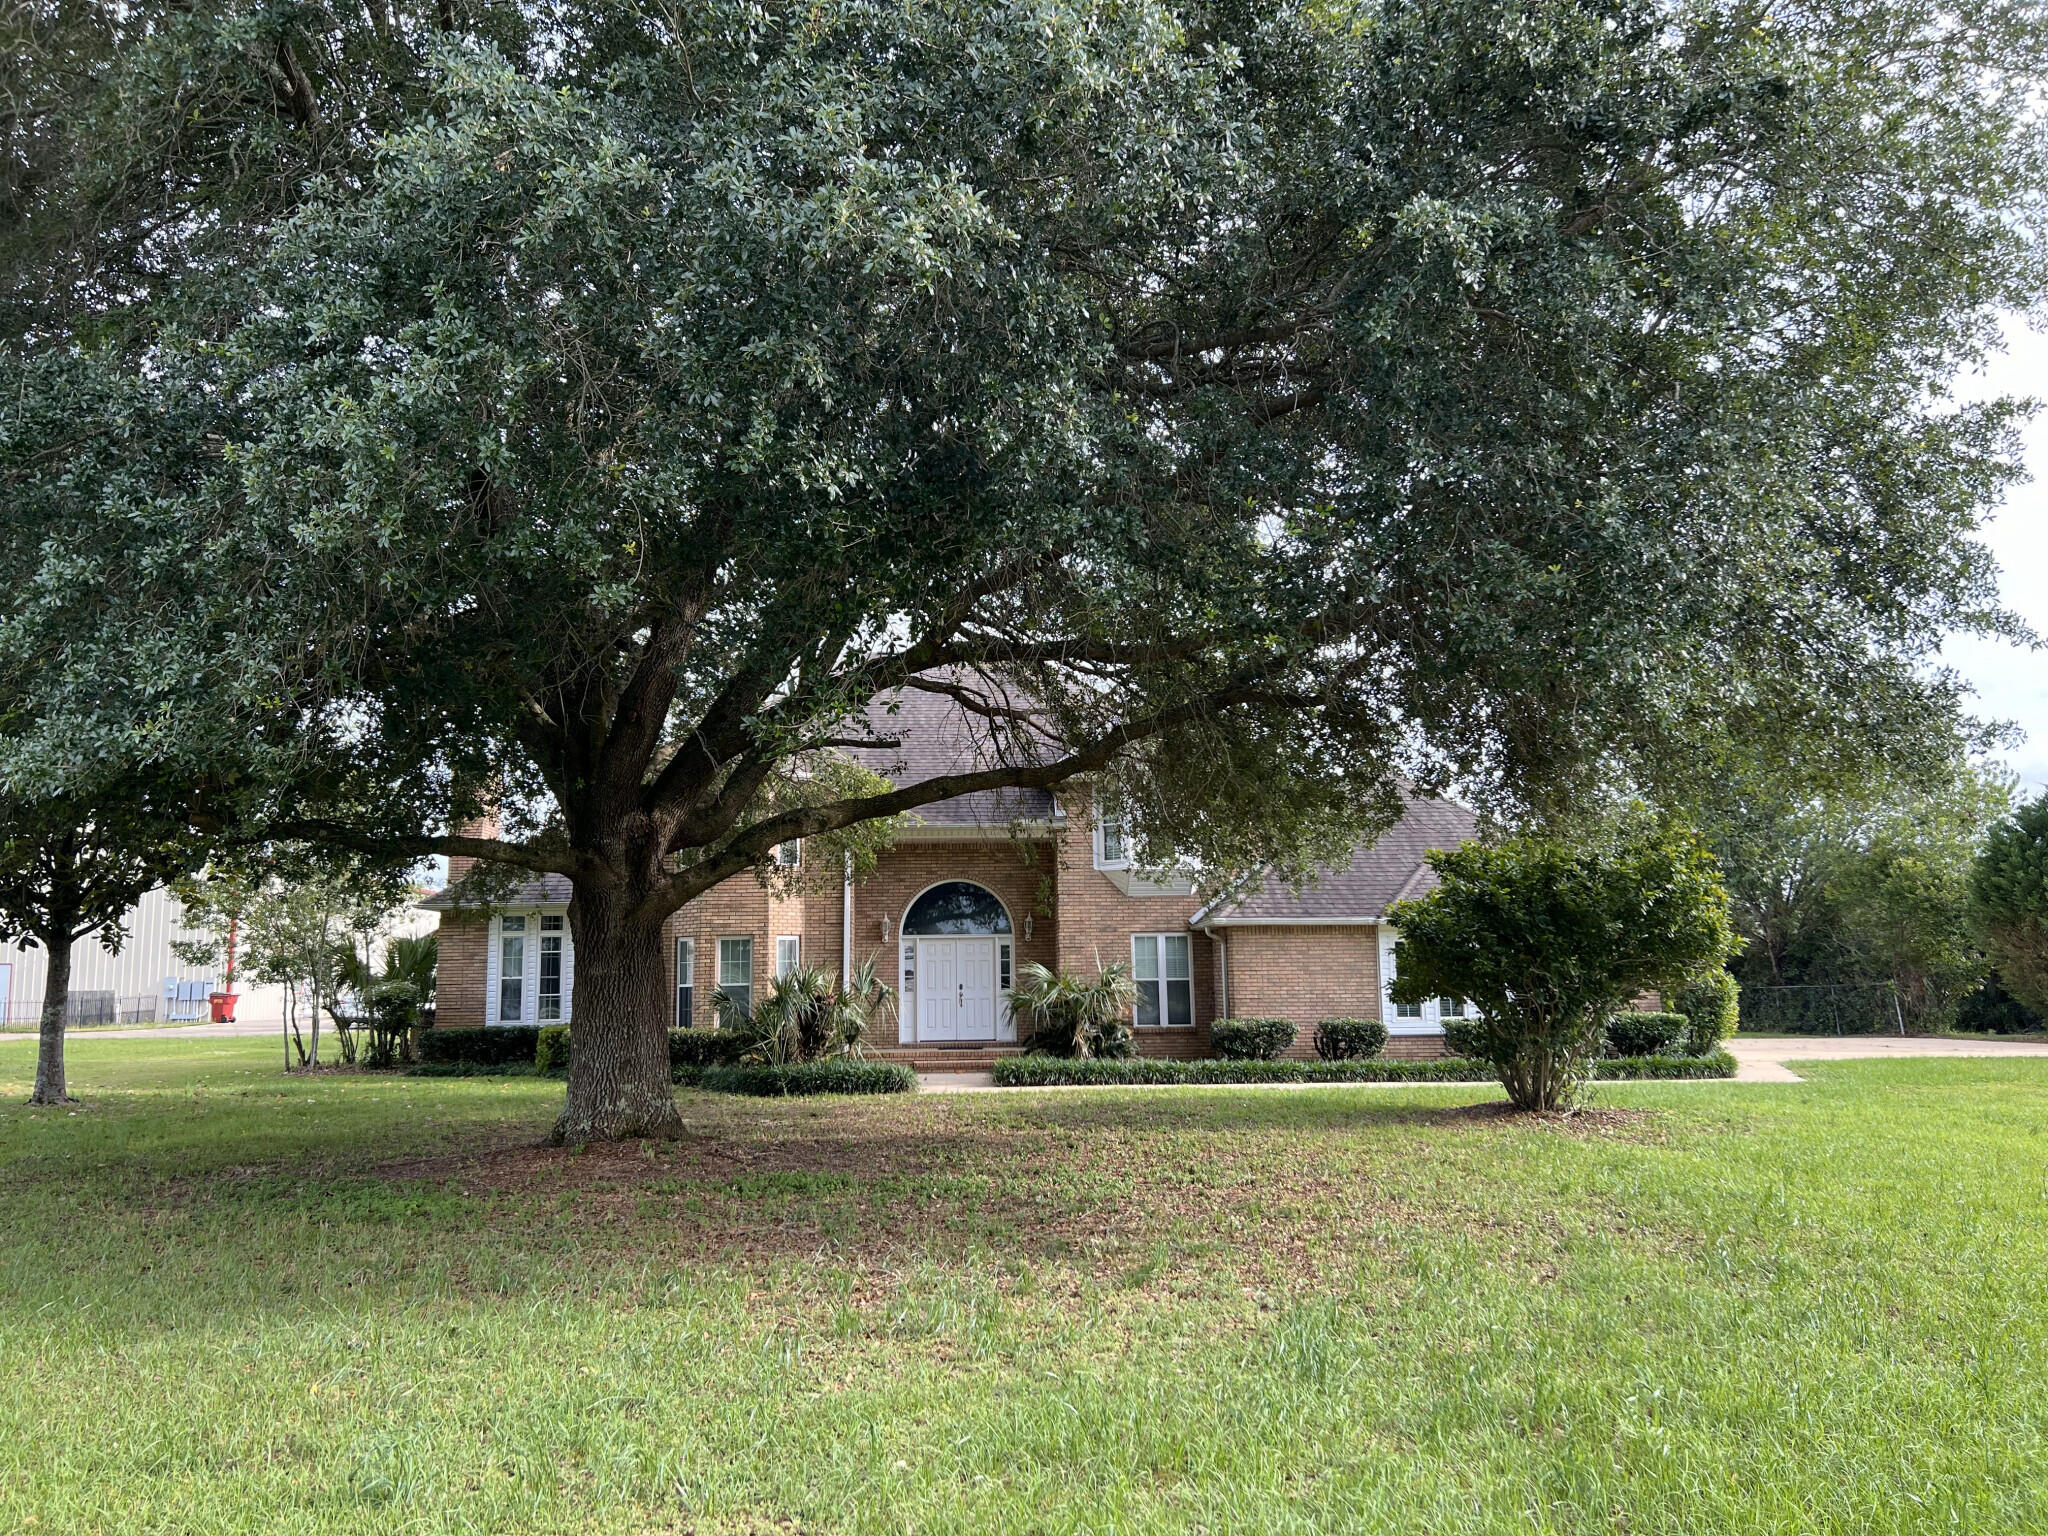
993, 1050, 1736, 1088
416, 1026, 540, 1066
1209, 1018, 1297, 1059
406, 1061, 540, 1078
1592, 1050, 1738, 1080
419, 1024, 754, 1080
994, 1055, 1497, 1087
699, 1060, 916, 1096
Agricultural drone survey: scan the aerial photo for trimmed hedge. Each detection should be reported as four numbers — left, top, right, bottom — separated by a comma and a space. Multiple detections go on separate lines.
1210, 1017, 1297, 1060
407, 1061, 539, 1078
536, 1024, 571, 1076
1669, 970, 1741, 1054
1314, 1016, 1388, 1060
670, 1027, 755, 1073
994, 1055, 1496, 1086
1604, 1011, 1687, 1057
417, 1026, 540, 1066
1593, 1050, 1737, 1080
1441, 1017, 1487, 1059
699, 1060, 915, 1096
993, 1050, 1737, 1088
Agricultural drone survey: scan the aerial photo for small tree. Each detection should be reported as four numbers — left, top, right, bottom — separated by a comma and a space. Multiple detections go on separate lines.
0, 792, 206, 1104
1969, 795, 2048, 1015
1388, 826, 1736, 1110
175, 850, 417, 1068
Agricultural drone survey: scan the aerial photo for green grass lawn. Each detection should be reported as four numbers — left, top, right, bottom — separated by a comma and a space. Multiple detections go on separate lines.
2, 1041, 2045, 1534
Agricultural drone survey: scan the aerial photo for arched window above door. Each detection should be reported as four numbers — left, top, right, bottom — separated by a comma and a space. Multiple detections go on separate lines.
903, 881, 1012, 936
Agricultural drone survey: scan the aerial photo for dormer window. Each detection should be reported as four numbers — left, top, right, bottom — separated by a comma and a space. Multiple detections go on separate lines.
1094, 816, 1130, 870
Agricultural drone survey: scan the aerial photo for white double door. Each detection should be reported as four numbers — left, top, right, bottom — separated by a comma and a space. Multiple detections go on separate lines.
916, 938, 1000, 1042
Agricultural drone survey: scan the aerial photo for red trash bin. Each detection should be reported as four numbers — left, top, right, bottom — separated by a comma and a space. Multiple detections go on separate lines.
209, 992, 239, 1023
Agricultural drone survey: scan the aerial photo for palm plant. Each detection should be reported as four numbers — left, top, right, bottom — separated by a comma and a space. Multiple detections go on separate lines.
744, 960, 896, 1065
1012, 961, 1137, 1059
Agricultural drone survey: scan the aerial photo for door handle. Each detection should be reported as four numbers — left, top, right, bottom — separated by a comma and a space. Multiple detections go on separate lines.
957, 982, 964, 1006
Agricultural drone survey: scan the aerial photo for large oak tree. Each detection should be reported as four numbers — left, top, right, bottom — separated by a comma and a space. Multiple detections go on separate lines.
5, 0, 2044, 1138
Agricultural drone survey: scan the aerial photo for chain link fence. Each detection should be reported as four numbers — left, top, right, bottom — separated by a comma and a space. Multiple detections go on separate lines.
1738, 982, 1906, 1036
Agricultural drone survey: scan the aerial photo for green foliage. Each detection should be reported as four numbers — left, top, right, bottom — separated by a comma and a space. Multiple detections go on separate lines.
1954, 973, 2046, 1035
535, 1025, 571, 1078
417, 1028, 539, 1068
1389, 823, 1736, 1109
1013, 963, 1137, 1060
1697, 763, 2011, 1032
1441, 1017, 1489, 1060
990, 1053, 1737, 1087
1210, 1018, 1298, 1061
1970, 793, 2048, 1015
1604, 1012, 1687, 1058
1667, 971, 1740, 1056
668, 1028, 756, 1073
1313, 1018, 1389, 1061
698, 1061, 915, 1097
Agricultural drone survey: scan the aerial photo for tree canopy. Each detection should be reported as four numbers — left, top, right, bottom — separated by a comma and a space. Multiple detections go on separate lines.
1970, 793, 2048, 1016
5, 0, 2046, 1135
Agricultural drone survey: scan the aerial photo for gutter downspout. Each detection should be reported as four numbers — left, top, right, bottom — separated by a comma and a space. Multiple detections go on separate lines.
1200, 925, 1228, 1020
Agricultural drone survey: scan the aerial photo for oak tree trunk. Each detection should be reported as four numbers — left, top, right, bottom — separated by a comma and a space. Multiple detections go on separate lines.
552, 876, 683, 1143
29, 933, 72, 1106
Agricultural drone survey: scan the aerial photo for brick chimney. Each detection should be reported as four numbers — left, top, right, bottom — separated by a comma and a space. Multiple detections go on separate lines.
446, 814, 502, 887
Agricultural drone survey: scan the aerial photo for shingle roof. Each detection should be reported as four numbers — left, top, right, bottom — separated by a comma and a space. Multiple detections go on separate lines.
1195, 793, 1478, 925
844, 684, 1061, 830
417, 872, 572, 912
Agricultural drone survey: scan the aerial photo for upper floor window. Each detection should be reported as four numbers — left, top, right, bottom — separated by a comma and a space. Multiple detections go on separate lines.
1095, 816, 1130, 870
773, 840, 801, 869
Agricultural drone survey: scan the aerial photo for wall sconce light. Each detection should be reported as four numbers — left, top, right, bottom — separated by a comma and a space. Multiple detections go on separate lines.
880, 915, 892, 943
1023, 915, 1034, 940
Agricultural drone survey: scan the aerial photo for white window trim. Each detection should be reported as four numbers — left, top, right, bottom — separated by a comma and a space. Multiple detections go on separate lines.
717, 936, 755, 1025
1131, 932, 1194, 1029
775, 934, 801, 979
1093, 814, 1132, 871
675, 937, 695, 1029
773, 840, 802, 869
488, 910, 573, 1026
1379, 925, 1455, 1035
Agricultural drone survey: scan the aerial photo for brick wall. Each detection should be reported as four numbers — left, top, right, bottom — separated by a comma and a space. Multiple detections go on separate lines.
434, 914, 489, 1029
662, 873, 786, 1027
1215, 922, 1443, 1060
1052, 787, 1215, 1056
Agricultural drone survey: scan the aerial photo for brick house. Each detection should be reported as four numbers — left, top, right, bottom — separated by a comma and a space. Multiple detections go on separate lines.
423, 690, 1478, 1063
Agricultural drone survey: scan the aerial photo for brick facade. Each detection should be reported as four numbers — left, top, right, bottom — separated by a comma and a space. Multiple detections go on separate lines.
425, 786, 1447, 1060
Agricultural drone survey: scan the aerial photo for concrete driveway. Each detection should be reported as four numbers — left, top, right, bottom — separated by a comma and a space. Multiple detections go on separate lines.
1726, 1034, 2048, 1082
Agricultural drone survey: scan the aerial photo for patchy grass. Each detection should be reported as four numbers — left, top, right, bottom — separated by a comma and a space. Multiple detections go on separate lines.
1, 1038, 2047, 1533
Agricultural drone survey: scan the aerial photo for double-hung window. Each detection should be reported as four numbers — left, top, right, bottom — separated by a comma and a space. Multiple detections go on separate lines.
1438, 996, 1469, 1020
537, 915, 565, 1022
773, 840, 801, 869
1095, 816, 1131, 869
1132, 933, 1193, 1028
498, 916, 526, 1024
718, 937, 754, 1025
775, 935, 801, 979
675, 938, 695, 1028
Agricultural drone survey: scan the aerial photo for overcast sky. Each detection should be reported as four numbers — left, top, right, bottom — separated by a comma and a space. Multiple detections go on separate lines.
1941, 320, 2048, 795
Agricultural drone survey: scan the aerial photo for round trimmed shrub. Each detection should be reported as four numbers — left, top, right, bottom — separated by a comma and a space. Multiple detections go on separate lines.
1210, 1017, 1296, 1060
1668, 970, 1739, 1055
1441, 1017, 1488, 1059
1603, 1010, 1686, 1057
535, 1024, 571, 1076
1313, 1017, 1388, 1060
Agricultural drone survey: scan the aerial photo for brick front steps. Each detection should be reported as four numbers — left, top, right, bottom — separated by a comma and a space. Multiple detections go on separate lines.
870, 1045, 1025, 1073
